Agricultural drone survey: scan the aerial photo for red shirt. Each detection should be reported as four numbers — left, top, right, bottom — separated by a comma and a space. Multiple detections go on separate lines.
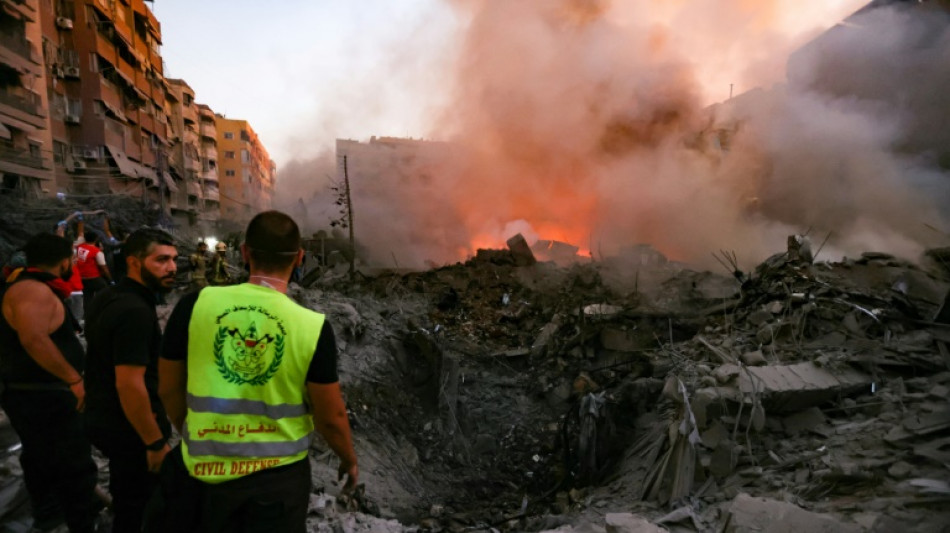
75, 243, 103, 279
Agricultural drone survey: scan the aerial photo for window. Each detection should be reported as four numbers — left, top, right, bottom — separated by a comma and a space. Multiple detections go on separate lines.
225, 170, 235, 177
224, 151, 235, 159
223, 132, 234, 140
241, 149, 250, 163
53, 141, 67, 165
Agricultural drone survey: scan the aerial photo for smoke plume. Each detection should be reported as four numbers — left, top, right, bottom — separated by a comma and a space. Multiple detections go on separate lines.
286, 1, 950, 270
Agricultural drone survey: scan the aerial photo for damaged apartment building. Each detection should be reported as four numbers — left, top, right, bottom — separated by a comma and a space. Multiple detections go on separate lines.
0, 0, 275, 229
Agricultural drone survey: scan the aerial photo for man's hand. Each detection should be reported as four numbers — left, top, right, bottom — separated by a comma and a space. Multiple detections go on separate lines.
146, 443, 170, 473
69, 378, 85, 412
338, 459, 359, 493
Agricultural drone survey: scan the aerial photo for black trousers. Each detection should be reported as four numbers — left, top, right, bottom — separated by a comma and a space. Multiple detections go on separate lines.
87, 425, 159, 533
81, 277, 108, 315
148, 448, 311, 533
0, 387, 99, 533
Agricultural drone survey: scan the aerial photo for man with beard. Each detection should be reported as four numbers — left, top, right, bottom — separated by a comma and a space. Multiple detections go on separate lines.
0, 233, 100, 532
84, 228, 178, 532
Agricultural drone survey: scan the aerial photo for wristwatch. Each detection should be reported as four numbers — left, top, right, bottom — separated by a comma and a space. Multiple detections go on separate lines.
145, 437, 166, 451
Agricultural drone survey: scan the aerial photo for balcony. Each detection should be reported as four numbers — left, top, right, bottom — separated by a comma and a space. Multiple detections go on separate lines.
201, 145, 217, 161
0, 143, 47, 169
184, 129, 198, 146
186, 180, 201, 198
96, 32, 116, 63
117, 57, 137, 88
182, 105, 197, 125
139, 112, 155, 134
0, 89, 42, 117
200, 122, 216, 140
203, 186, 219, 202
99, 78, 122, 114
0, 29, 38, 65
201, 168, 218, 184
184, 155, 201, 172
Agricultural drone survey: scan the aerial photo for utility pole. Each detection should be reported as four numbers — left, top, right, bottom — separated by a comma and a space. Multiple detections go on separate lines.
343, 155, 355, 279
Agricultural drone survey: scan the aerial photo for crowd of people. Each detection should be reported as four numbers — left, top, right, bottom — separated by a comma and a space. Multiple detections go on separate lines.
0, 210, 358, 533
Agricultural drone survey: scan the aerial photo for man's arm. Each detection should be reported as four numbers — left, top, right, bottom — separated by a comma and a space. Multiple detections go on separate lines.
95, 251, 112, 282
116, 365, 168, 472
74, 217, 84, 244
5, 283, 85, 409
308, 382, 358, 491
158, 358, 187, 432
158, 291, 199, 433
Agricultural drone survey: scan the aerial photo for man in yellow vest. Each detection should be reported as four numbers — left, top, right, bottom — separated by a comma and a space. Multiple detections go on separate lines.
158, 210, 357, 531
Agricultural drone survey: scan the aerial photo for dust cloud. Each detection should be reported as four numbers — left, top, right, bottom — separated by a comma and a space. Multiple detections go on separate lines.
281, 0, 950, 270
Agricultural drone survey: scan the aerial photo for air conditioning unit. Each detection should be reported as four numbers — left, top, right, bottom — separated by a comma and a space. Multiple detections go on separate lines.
53, 66, 65, 78
69, 160, 87, 171
56, 17, 73, 30
82, 148, 99, 160
64, 113, 80, 124
64, 66, 80, 78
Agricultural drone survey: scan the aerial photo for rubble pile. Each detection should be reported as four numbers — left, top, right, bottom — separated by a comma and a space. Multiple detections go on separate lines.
301, 238, 950, 532
1, 233, 949, 532
0, 195, 194, 262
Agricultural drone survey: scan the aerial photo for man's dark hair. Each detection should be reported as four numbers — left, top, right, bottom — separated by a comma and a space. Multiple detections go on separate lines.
124, 228, 175, 260
23, 233, 73, 268
245, 211, 301, 271
83, 231, 99, 245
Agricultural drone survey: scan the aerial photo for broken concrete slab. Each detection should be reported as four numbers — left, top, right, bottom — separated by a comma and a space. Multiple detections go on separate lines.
738, 362, 871, 413
782, 407, 827, 435
533, 240, 580, 264
604, 513, 667, 533
506, 233, 537, 266
723, 493, 861, 533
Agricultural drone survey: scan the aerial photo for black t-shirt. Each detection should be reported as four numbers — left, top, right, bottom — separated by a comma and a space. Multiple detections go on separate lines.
161, 289, 338, 383
84, 278, 168, 435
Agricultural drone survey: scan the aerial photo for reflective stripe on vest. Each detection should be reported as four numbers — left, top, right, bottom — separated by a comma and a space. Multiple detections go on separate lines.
182, 283, 325, 484
187, 393, 308, 419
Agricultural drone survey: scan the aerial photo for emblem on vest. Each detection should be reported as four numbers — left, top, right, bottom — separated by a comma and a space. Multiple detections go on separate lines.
213, 305, 287, 386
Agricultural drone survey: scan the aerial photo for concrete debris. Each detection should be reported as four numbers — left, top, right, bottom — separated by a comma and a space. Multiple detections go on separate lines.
782, 407, 827, 435
604, 513, 667, 533
786, 235, 813, 264
736, 362, 871, 412
533, 240, 581, 264
506, 233, 537, 266
583, 304, 624, 319
722, 493, 861, 533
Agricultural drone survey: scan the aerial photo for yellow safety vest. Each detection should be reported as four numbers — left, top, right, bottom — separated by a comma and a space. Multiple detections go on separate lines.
181, 283, 325, 483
